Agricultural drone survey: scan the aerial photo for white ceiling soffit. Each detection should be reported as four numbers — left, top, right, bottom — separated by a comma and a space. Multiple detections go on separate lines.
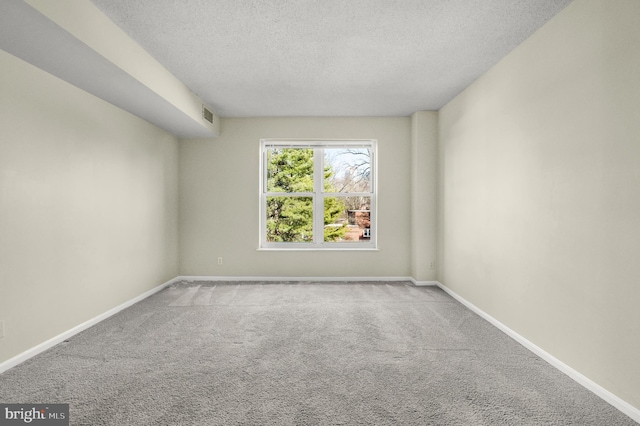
89, 0, 573, 118
0, 0, 217, 138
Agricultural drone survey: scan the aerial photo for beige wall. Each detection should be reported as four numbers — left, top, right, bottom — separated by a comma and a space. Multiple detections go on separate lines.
23, 0, 220, 137
438, 0, 640, 409
179, 117, 414, 278
411, 111, 438, 283
0, 50, 179, 364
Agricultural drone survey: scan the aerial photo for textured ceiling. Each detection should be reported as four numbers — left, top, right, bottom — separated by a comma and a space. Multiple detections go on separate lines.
89, 0, 573, 117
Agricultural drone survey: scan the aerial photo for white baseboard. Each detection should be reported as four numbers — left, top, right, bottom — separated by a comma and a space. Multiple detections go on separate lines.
435, 281, 640, 424
0, 276, 180, 375
410, 279, 439, 287
175, 275, 415, 283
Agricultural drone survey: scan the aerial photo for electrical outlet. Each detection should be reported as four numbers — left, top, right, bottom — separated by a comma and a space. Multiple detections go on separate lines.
217, 257, 223, 265
429, 261, 435, 269
0, 321, 5, 339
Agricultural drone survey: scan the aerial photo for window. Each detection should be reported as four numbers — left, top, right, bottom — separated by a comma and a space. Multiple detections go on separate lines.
260, 139, 376, 250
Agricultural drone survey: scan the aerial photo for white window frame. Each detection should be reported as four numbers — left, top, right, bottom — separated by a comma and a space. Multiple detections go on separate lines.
259, 139, 377, 250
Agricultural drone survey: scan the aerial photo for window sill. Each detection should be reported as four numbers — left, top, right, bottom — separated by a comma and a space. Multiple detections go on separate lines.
257, 247, 379, 252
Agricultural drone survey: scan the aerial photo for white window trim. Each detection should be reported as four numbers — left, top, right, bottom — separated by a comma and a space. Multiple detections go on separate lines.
259, 139, 378, 251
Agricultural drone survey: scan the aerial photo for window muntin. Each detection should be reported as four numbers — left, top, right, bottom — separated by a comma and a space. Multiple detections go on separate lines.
260, 140, 376, 250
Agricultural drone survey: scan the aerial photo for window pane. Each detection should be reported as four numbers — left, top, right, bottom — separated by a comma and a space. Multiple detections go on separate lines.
267, 148, 314, 193
324, 196, 371, 242
266, 196, 313, 242
324, 148, 371, 193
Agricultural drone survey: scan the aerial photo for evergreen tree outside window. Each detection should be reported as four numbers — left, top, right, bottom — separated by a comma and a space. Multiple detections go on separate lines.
260, 140, 377, 249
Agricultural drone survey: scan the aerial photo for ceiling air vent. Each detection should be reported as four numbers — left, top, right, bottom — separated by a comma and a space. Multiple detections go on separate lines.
202, 106, 214, 124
